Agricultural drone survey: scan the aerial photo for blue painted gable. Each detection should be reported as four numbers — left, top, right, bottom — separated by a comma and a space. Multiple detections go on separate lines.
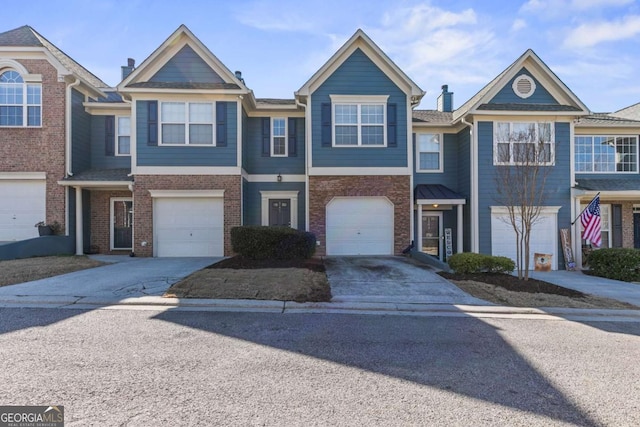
150, 44, 225, 84
311, 48, 408, 168
489, 67, 558, 105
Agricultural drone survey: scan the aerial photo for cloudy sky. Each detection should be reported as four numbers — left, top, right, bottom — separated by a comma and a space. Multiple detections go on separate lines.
4, 0, 640, 112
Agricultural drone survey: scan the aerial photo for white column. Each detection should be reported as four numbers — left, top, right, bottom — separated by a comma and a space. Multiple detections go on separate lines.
75, 187, 83, 255
574, 196, 582, 268
457, 204, 464, 253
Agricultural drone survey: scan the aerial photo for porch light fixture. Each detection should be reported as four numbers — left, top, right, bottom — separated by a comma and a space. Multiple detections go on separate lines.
433, 204, 439, 208
277, 173, 282, 182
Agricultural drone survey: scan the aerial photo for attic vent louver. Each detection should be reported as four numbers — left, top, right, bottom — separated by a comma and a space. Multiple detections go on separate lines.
512, 74, 536, 99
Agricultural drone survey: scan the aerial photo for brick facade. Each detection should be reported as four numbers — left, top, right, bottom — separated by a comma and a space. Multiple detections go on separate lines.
89, 190, 133, 254
132, 175, 241, 256
601, 199, 636, 248
0, 59, 67, 231
309, 175, 411, 256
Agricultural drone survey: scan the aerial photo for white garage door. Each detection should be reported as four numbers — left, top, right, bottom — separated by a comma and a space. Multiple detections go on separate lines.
0, 180, 46, 241
154, 197, 224, 257
326, 197, 394, 255
491, 210, 558, 270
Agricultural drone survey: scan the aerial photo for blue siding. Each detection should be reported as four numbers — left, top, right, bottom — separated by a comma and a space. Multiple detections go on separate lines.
311, 48, 408, 168
489, 68, 558, 105
576, 172, 640, 181
136, 100, 238, 167
413, 133, 459, 190
149, 45, 224, 84
244, 116, 305, 174
242, 182, 306, 230
90, 115, 131, 169
71, 89, 91, 173
477, 121, 572, 260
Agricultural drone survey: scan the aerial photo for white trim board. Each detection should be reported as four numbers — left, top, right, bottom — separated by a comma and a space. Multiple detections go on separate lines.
149, 190, 225, 198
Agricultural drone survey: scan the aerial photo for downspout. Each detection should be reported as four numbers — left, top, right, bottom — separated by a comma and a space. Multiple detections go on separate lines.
65, 78, 81, 239
295, 97, 309, 232
460, 115, 475, 252
65, 77, 81, 177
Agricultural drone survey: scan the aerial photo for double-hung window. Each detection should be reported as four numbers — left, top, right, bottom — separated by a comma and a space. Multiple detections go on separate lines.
416, 133, 442, 172
331, 95, 387, 146
117, 116, 131, 155
0, 70, 41, 127
271, 118, 287, 156
160, 102, 214, 145
575, 135, 638, 172
494, 121, 553, 165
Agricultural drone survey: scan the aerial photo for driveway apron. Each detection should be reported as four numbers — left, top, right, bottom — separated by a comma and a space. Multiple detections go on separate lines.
0, 256, 217, 300
325, 256, 491, 305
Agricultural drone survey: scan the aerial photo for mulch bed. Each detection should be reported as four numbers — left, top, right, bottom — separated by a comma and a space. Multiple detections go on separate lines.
439, 272, 586, 297
207, 255, 325, 272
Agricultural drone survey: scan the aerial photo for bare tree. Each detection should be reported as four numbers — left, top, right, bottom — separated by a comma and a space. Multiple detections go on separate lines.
493, 122, 554, 280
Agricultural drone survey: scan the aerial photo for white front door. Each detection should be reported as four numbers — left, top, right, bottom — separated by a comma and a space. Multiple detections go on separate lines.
153, 197, 224, 257
326, 197, 394, 255
0, 180, 46, 241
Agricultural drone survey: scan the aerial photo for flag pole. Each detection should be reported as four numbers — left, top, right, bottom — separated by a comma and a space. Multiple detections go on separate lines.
571, 192, 600, 225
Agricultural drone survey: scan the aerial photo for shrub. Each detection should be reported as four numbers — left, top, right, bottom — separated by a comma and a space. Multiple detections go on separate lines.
231, 226, 316, 260
447, 252, 515, 274
485, 256, 515, 274
587, 248, 640, 282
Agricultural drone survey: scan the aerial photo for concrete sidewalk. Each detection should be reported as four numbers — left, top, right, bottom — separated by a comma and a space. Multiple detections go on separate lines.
528, 270, 640, 306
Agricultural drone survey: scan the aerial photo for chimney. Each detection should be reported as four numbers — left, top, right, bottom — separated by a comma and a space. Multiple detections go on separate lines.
121, 58, 135, 80
235, 70, 244, 84
437, 84, 453, 112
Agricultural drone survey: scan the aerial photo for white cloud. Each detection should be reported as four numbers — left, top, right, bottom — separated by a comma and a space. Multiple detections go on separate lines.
511, 18, 527, 32
236, 0, 319, 33
563, 15, 640, 48
522, 0, 633, 12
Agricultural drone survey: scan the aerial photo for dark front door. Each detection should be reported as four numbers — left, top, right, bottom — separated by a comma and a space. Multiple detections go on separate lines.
269, 199, 291, 227
112, 199, 133, 249
634, 213, 640, 248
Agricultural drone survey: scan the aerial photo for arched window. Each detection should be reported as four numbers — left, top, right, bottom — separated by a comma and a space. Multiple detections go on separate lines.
0, 70, 41, 127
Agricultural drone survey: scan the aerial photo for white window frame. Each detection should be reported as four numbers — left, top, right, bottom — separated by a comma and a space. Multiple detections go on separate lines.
493, 121, 554, 166
330, 94, 388, 148
574, 135, 638, 173
416, 133, 443, 173
116, 116, 131, 156
271, 117, 287, 157
0, 69, 42, 128
159, 101, 215, 146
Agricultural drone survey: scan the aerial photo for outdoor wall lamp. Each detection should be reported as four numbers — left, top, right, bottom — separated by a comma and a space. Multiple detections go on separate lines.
277, 173, 282, 182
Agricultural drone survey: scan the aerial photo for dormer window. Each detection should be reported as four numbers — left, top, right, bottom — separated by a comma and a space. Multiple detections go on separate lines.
0, 70, 41, 127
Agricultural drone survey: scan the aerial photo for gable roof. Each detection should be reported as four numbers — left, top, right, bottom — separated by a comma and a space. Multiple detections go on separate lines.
118, 24, 247, 93
611, 102, 640, 121
453, 49, 589, 121
576, 112, 640, 128
296, 29, 424, 100
0, 25, 109, 89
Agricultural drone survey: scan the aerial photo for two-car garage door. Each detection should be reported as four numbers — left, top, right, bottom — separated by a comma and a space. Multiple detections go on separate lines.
0, 180, 46, 241
326, 197, 394, 255
154, 197, 224, 257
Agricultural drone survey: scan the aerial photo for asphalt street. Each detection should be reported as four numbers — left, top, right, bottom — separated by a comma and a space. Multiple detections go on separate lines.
0, 307, 638, 426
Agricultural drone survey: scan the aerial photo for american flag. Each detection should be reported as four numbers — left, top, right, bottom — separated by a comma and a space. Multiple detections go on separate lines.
581, 195, 602, 247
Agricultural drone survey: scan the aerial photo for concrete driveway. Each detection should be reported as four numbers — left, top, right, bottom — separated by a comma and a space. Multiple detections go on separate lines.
0, 256, 217, 305
325, 256, 491, 305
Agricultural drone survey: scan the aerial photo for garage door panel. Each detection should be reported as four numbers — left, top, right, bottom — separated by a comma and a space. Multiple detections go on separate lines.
326, 197, 394, 256
0, 180, 46, 241
154, 197, 224, 257
491, 212, 557, 270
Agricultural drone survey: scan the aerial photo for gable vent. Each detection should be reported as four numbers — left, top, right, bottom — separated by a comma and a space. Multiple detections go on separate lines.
512, 74, 536, 99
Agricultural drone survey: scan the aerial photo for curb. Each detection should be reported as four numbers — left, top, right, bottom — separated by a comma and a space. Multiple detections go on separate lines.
1, 295, 639, 321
